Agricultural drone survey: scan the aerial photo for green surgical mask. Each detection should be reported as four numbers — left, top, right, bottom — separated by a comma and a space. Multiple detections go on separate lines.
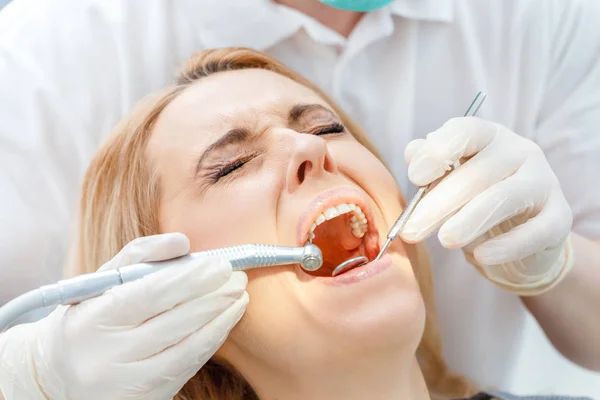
318, 0, 395, 12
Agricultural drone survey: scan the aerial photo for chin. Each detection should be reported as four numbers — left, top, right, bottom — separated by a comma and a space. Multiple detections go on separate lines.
220, 252, 426, 380
297, 252, 427, 355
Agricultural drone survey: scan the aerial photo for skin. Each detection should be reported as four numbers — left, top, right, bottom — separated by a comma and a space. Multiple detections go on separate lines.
146, 68, 430, 399
276, 0, 600, 371
521, 234, 600, 370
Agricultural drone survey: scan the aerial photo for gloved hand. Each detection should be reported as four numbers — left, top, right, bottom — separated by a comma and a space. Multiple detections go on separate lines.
0, 233, 248, 400
401, 117, 574, 296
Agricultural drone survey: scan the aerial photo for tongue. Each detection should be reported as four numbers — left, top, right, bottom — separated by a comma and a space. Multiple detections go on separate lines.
310, 214, 364, 276
314, 213, 361, 251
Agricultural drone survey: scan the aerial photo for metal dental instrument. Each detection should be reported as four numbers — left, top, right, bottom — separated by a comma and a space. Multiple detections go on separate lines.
0, 243, 323, 331
333, 92, 487, 277
331, 256, 369, 276
373, 91, 488, 262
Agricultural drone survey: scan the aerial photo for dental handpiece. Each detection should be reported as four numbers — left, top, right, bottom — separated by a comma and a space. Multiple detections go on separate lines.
0, 244, 322, 331
374, 91, 488, 260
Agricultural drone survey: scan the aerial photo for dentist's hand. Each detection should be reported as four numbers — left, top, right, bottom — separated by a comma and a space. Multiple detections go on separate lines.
0, 233, 248, 400
401, 117, 574, 295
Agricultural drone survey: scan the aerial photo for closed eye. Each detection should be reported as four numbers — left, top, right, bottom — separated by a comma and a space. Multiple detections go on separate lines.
215, 158, 247, 179
208, 152, 259, 183
311, 122, 346, 136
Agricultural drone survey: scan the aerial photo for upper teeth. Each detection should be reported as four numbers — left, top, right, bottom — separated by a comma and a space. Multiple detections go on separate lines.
308, 203, 368, 242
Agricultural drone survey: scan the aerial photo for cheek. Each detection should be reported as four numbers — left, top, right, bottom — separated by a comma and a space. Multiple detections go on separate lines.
159, 178, 281, 251
218, 269, 310, 373
332, 144, 405, 223
219, 258, 426, 373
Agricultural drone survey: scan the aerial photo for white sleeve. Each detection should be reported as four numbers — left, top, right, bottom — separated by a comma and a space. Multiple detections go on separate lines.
535, 0, 600, 239
0, 0, 200, 312
0, 0, 135, 310
0, 56, 84, 311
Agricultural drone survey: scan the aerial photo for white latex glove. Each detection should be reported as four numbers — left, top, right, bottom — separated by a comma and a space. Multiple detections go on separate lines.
0, 233, 248, 400
401, 117, 574, 296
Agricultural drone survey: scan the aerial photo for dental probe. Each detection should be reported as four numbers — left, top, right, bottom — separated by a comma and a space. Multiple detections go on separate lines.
332, 92, 488, 277
373, 91, 488, 261
0, 244, 322, 331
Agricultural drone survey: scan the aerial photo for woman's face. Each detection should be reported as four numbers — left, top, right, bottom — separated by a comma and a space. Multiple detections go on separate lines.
146, 69, 425, 383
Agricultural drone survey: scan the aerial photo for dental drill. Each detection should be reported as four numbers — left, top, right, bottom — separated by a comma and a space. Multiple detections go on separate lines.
0, 244, 323, 331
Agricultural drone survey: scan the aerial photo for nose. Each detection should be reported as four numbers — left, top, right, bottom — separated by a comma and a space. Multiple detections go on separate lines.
285, 134, 338, 193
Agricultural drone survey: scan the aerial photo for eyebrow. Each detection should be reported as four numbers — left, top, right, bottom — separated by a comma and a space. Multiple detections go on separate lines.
288, 103, 335, 125
195, 104, 336, 176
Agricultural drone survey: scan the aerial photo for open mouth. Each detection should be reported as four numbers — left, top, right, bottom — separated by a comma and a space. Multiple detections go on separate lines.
299, 190, 380, 277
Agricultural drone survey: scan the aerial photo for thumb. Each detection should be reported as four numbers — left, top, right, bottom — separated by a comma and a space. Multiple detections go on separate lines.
404, 138, 426, 165
99, 233, 190, 271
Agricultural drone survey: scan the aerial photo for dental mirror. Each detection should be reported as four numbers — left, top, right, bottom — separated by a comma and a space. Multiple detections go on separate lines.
332, 256, 368, 277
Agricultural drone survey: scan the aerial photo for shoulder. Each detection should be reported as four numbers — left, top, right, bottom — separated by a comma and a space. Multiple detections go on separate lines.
458, 392, 594, 400
0, 0, 184, 47
454, 0, 600, 34
0, 0, 204, 138
0, 0, 203, 78
452, 0, 600, 37
449, 0, 600, 87
453, 0, 598, 20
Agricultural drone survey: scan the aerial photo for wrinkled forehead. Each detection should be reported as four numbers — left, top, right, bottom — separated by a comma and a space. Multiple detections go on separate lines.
149, 69, 334, 150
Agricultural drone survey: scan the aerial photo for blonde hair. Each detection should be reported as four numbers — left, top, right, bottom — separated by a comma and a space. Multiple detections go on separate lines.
69, 48, 475, 399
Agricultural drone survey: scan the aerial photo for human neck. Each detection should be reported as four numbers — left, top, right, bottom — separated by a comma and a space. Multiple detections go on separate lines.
249, 354, 430, 400
274, 0, 364, 38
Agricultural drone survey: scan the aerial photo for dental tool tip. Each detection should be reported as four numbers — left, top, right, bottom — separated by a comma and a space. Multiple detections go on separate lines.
375, 239, 392, 261
300, 243, 323, 271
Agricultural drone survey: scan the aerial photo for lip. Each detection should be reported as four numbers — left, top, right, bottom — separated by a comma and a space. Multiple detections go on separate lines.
296, 186, 379, 247
302, 253, 394, 285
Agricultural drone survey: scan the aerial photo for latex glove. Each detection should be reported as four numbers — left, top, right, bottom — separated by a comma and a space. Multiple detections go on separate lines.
401, 117, 574, 296
0, 233, 248, 400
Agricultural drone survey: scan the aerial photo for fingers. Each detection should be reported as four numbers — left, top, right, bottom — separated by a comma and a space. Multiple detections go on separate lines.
404, 138, 425, 164
94, 256, 234, 326
99, 233, 190, 271
473, 189, 572, 265
124, 271, 248, 360
401, 137, 526, 243
437, 158, 551, 248
129, 291, 249, 386
407, 117, 497, 186
402, 117, 573, 275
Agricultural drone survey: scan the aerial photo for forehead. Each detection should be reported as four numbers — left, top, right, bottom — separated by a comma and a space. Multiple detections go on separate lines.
150, 69, 333, 148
